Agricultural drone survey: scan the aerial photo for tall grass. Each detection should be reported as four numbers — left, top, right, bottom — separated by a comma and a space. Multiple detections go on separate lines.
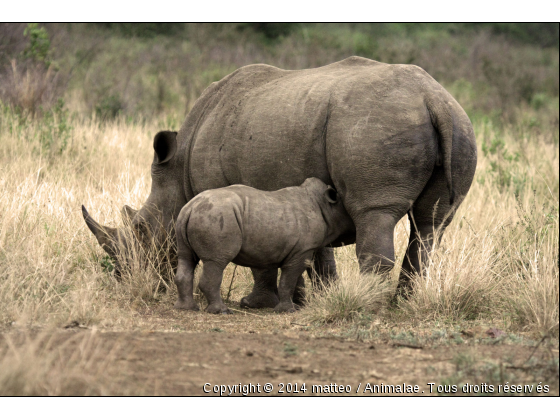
0, 107, 172, 328
501, 196, 559, 334
400, 224, 507, 322
0, 98, 557, 336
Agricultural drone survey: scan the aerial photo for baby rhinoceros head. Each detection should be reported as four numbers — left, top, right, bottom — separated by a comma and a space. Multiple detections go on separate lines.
302, 177, 353, 246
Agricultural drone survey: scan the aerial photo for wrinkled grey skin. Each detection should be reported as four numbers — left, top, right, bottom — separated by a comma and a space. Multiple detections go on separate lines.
174, 178, 353, 314
83, 56, 477, 303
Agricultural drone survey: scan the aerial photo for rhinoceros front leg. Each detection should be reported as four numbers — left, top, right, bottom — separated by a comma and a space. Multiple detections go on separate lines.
274, 257, 310, 313
240, 268, 280, 309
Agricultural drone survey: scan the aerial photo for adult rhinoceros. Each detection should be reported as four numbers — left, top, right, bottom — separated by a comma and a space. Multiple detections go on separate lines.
83, 56, 477, 307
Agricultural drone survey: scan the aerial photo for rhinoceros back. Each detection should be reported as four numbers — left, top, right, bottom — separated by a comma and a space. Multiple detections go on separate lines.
181, 57, 471, 216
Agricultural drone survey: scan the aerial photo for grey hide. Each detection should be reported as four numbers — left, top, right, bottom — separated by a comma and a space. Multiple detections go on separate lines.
82, 56, 477, 306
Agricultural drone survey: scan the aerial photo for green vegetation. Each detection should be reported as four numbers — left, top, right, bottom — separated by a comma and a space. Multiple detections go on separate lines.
22, 23, 52, 66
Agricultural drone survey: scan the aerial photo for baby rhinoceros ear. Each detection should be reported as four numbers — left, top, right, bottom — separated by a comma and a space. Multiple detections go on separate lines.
325, 186, 339, 204
153, 131, 178, 164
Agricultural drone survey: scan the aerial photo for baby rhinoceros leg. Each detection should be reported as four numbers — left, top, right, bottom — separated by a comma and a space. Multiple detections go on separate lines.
199, 261, 233, 315
274, 258, 310, 313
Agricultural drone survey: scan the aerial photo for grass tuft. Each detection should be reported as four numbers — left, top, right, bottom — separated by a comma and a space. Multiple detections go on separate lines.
0, 332, 118, 396
300, 265, 393, 324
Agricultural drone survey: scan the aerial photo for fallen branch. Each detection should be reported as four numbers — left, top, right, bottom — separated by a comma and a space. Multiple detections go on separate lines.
229, 308, 264, 317
523, 334, 548, 365
225, 265, 238, 303
392, 341, 424, 349
506, 364, 548, 371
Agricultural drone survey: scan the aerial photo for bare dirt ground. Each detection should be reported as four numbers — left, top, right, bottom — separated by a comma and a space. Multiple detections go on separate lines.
2, 302, 558, 396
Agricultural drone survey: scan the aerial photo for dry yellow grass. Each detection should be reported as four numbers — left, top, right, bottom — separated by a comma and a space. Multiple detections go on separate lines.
0, 104, 558, 339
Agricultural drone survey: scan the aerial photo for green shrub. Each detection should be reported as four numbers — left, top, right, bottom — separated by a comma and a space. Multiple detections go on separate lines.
22, 23, 51, 66
95, 95, 124, 120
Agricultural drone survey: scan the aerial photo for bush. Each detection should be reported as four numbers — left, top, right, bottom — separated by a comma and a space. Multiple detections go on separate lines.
22, 23, 51, 66
238, 23, 296, 39
0, 24, 67, 116
95, 94, 124, 120
93, 23, 184, 38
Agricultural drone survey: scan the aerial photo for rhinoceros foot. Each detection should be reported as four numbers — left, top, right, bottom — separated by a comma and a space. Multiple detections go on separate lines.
206, 303, 233, 315
174, 299, 200, 312
240, 291, 279, 309
273, 302, 298, 313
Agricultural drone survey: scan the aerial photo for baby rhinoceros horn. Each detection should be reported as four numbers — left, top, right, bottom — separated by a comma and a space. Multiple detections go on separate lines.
81, 205, 118, 250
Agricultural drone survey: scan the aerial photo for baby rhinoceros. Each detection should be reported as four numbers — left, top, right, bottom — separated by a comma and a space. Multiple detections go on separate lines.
173, 177, 352, 314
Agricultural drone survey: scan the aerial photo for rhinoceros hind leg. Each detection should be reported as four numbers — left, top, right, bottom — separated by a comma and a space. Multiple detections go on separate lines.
198, 260, 232, 314
240, 268, 280, 309
396, 165, 466, 300
174, 299, 200, 311
173, 249, 199, 311
355, 211, 398, 276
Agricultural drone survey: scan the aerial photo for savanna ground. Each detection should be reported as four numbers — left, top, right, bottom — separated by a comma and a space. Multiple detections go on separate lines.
0, 23, 558, 395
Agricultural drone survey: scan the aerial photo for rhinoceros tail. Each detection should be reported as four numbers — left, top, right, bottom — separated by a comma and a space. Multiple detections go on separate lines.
426, 96, 456, 206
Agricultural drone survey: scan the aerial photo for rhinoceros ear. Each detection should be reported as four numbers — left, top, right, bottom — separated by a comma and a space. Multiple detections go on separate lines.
153, 131, 177, 164
325, 186, 339, 204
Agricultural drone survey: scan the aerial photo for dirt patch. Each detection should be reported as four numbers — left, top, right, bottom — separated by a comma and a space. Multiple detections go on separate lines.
1, 326, 558, 396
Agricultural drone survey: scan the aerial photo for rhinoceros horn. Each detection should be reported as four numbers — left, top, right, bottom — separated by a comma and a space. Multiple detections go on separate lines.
121, 205, 138, 224
82, 205, 118, 249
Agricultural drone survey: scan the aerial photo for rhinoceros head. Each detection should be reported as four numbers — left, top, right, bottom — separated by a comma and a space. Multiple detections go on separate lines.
82, 130, 186, 277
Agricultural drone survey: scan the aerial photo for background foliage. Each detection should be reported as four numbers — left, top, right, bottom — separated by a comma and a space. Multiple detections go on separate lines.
0, 23, 558, 124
